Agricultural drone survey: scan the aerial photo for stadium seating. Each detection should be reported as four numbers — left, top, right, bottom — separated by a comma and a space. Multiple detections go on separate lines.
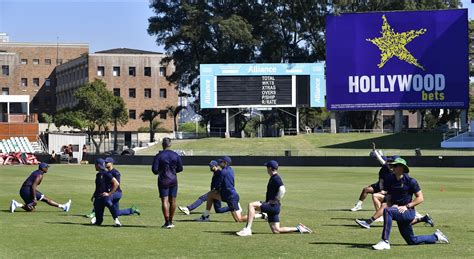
0, 137, 41, 154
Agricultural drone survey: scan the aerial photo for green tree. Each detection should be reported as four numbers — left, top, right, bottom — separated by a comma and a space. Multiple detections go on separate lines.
74, 79, 115, 153
469, 83, 474, 121
469, 20, 474, 77
40, 113, 54, 132
166, 105, 185, 132
299, 108, 330, 131
140, 109, 160, 142
111, 96, 128, 151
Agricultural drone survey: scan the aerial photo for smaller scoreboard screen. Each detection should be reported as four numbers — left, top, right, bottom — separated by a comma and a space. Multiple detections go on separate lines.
217, 76, 293, 107
200, 63, 325, 108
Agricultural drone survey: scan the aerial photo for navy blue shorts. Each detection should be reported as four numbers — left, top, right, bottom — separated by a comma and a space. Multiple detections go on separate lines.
158, 184, 178, 198
370, 182, 381, 193
260, 202, 281, 223
19, 187, 44, 204
225, 194, 240, 211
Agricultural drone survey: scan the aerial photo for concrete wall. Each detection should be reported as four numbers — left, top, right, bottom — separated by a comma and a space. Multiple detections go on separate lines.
60, 154, 474, 168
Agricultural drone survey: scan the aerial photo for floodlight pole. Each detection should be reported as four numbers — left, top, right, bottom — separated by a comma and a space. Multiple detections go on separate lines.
296, 107, 299, 134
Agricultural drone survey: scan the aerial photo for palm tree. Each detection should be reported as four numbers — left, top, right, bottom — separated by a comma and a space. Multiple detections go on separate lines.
111, 96, 128, 151
166, 105, 185, 133
140, 109, 160, 142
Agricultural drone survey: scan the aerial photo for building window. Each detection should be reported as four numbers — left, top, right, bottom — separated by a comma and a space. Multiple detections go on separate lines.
33, 78, 40, 87
129, 109, 136, 119
159, 88, 167, 98
33, 59, 39, 65
129, 88, 136, 98
56, 59, 63, 65
2, 87, 9, 95
97, 66, 105, 76
144, 67, 151, 76
160, 111, 167, 119
21, 59, 28, 64
144, 88, 152, 98
45, 78, 51, 87
21, 78, 28, 87
113, 88, 120, 96
2, 65, 8, 76
129, 67, 136, 76
159, 67, 166, 76
45, 59, 51, 65
113, 66, 120, 76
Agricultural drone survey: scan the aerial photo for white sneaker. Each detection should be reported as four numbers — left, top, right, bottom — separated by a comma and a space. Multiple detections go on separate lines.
374, 216, 384, 222
435, 229, 449, 243
90, 217, 97, 224
10, 200, 18, 213
296, 223, 313, 234
236, 228, 252, 237
114, 218, 122, 227
178, 206, 190, 215
63, 200, 72, 212
262, 212, 268, 221
350, 204, 362, 212
195, 215, 210, 222
355, 219, 371, 229
166, 223, 175, 229
372, 240, 390, 250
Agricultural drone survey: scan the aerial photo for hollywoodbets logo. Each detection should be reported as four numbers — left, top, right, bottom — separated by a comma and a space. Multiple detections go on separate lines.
349, 15, 445, 101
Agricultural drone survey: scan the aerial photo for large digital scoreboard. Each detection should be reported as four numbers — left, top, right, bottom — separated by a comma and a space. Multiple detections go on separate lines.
200, 63, 325, 108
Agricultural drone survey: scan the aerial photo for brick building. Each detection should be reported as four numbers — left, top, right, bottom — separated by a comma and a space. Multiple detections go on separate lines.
55, 48, 178, 132
0, 42, 89, 115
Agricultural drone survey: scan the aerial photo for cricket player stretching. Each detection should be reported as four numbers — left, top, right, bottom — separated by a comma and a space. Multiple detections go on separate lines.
236, 160, 312, 236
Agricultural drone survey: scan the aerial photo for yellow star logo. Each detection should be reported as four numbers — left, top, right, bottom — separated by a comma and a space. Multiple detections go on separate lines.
367, 15, 427, 70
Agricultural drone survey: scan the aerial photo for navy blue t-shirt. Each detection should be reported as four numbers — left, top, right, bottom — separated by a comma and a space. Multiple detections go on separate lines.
266, 174, 284, 202
210, 169, 222, 191
94, 170, 114, 197
152, 149, 183, 188
385, 173, 421, 206
22, 170, 43, 187
377, 164, 392, 190
109, 168, 122, 193
219, 166, 237, 200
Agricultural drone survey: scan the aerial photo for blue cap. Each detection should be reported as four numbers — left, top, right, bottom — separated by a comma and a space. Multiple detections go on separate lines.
209, 160, 218, 168
105, 157, 114, 164
220, 156, 231, 165
38, 162, 49, 169
264, 160, 278, 169
95, 158, 106, 170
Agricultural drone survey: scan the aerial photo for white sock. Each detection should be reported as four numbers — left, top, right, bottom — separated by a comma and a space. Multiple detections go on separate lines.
356, 200, 363, 206
203, 210, 210, 217
254, 213, 263, 219
59, 204, 65, 209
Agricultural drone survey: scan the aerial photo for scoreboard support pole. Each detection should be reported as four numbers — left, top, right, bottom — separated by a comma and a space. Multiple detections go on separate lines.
225, 108, 230, 138
296, 108, 300, 134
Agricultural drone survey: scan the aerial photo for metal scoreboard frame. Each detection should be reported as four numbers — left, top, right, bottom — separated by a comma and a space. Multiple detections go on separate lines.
200, 63, 325, 109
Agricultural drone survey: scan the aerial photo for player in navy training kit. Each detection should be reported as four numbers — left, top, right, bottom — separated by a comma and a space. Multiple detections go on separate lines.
196, 156, 247, 222
178, 160, 229, 215
152, 137, 183, 229
236, 160, 312, 236
10, 162, 71, 213
350, 143, 396, 213
91, 158, 120, 226
105, 157, 140, 222
360, 158, 449, 250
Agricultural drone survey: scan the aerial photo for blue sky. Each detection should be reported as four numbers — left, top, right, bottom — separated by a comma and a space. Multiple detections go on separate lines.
0, 0, 473, 53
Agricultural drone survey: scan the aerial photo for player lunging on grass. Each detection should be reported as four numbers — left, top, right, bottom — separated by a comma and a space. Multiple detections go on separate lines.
196, 156, 248, 222
152, 137, 183, 229
178, 160, 230, 215
10, 162, 71, 213
236, 160, 312, 236
358, 157, 449, 250
91, 158, 121, 226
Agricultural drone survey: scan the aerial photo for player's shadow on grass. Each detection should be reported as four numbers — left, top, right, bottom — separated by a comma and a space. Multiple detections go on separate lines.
325, 209, 374, 212
45, 222, 159, 228
331, 217, 360, 221
321, 224, 383, 228
309, 241, 405, 249
174, 219, 237, 223
203, 230, 273, 235
1, 209, 61, 213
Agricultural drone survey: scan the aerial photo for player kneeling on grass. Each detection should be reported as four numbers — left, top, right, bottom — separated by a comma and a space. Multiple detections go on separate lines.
10, 162, 71, 213
236, 160, 312, 236
357, 158, 449, 250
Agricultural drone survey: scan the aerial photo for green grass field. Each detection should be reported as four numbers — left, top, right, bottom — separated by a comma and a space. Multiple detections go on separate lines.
137, 133, 474, 156
0, 165, 472, 258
